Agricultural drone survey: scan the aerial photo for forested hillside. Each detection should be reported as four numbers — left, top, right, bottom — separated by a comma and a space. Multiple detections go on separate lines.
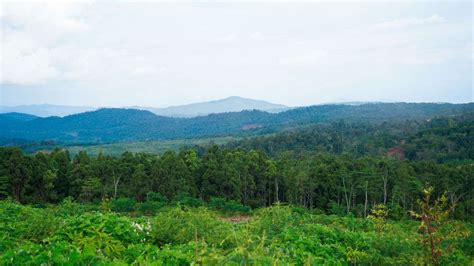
1, 107, 473, 264
228, 112, 474, 162
1, 103, 473, 143
1, 109, 473, 220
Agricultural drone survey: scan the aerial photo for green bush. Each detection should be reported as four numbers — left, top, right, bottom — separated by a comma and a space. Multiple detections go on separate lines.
173, 194, 203, 207
146, 192, 167, 203
111, 198, 136, 212
209, 197, 251, 213
329, 201, 346, 216
137, 201, 165, 215
152, 207, 233, 247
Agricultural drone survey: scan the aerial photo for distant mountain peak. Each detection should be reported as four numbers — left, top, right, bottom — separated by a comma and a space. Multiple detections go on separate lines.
222, 96, 247, 100
224, 95, 242, 99
147, 96, 289, 117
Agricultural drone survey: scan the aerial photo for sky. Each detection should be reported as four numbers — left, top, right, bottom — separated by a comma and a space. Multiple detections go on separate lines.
0, 0, 472, 108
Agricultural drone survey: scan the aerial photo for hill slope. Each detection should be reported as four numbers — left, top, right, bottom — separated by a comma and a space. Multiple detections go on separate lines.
0, 112, 39, 122
1, 103, 473, 144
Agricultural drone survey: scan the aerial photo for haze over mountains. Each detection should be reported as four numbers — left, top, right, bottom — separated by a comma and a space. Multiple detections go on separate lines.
0, 96, 288, 118
0, 104, 95, 118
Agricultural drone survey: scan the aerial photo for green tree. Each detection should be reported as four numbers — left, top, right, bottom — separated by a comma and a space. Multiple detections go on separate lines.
130, 164, 149, 201
79, 176, 102, 202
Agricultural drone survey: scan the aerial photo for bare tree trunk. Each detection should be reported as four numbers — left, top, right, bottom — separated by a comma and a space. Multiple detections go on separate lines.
364, 181, 368, 217
113, 171, 120, 199
342, 176, 350, 214
274, 177, 279, 202
352, 185, 356, 210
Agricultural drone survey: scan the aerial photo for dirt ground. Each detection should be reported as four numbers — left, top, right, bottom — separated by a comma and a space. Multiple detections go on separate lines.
220, 215, 251, 223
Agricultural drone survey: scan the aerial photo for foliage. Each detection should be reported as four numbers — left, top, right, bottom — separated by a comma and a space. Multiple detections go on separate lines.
146, 191, 167, 203
410, 187, 471, 265
367, 204, 389, 232
209, 197, 251, 213
174, 194, 204, 207
0, 133, 473, 220
0, 201, 472, 264
110, 198, 136, 213
1, 103, 473, 264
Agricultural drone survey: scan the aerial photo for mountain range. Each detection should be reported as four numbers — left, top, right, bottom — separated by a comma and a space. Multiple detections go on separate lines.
0, 104, 95, 118
0, 96, 288, 118
1, 102, 472, 144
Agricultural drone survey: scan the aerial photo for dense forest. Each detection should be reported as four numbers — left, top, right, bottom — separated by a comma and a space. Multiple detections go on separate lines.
1, 102, 473, 143
228, 112, 474, 162
1, 112, 473, 220
2, 145, 473, 219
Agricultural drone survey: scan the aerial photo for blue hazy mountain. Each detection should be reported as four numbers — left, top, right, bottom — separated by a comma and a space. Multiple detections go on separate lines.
144, 96, 289, 117
0, 112, 39, 122
1, 97, 288, 118
0, 104, 96, 117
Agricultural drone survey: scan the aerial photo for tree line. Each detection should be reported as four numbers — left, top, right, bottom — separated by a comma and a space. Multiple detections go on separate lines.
227, 114, 474, 162
1, 145, 472, 220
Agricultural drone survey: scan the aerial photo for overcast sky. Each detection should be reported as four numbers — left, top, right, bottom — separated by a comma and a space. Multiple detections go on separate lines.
1, 0, 472, 107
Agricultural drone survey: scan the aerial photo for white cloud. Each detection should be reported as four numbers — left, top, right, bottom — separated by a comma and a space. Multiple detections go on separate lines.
0, 1, 90, 36
0, 0, 168, 85
0, 1, 91, 84
0, 46, 60, 85
370, 14, 447, 31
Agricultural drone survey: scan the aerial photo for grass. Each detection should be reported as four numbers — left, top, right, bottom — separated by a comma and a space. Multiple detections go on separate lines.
58, 136, 239, 156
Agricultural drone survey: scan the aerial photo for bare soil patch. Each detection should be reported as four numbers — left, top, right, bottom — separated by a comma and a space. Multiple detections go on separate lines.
220, 215, 251, 223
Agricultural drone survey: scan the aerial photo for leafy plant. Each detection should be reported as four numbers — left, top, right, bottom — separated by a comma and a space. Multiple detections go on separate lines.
111, 198, 136, 213
410, 187, 471, 265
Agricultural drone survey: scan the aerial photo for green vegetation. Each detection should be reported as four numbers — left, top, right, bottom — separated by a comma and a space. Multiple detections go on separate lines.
63, 137, 237, 157
1, 107, 473, 264
1, 200, 471, 265
1, 139, 472, 220
2, 102, 472, 143
228, 112, 474, 162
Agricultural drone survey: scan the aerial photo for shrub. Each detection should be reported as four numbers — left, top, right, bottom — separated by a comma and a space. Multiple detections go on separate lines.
173, 195, 203, 207
209, 197, 250, 213
329, 201, 346, 216
137, 201, 165, 215
56, 197, 90, 217
146, 192, 167, 203
111, 198, 136, 213
152, 207, 233, 247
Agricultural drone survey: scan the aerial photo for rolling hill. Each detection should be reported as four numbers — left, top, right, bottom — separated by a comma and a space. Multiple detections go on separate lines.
0, 112, 39, 122
1, 102, 473, 144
